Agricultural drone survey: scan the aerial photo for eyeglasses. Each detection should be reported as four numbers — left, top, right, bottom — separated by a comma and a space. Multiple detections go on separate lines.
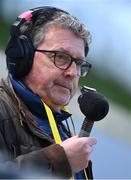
35, 49, 92, 77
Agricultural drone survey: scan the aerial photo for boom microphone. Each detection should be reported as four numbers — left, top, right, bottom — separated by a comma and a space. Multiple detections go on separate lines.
78, 89, 109, 137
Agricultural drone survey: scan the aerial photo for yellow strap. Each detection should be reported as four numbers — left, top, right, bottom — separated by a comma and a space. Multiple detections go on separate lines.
62, 106, 68, 112
62, 106, 77, 135
84, 169, 88, 180
41, 100, 88, 180
62, 106, 88, 180
42, 100, 62, 144
63, 106, 88, 180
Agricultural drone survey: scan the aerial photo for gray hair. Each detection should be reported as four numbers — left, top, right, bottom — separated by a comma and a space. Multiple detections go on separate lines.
20, 10, 91, 50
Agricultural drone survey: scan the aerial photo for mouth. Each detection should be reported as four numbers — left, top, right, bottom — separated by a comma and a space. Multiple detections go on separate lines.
56, 84, 72, 93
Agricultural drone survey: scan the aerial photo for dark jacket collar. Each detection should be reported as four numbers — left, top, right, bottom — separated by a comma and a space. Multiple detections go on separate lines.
9, 75, 71, 123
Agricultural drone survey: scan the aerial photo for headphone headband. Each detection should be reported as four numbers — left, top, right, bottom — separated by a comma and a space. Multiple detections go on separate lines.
11, 6, 66, 37
5, 6, 89, 79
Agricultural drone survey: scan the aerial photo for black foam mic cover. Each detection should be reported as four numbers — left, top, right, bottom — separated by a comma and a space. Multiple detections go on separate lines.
78, 90, 109, 137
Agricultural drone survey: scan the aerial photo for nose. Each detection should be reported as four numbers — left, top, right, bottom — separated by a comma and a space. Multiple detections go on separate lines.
64, 62, 78, 78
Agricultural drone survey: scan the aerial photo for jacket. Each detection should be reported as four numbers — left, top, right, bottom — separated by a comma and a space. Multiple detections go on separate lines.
0, 78, 93, 179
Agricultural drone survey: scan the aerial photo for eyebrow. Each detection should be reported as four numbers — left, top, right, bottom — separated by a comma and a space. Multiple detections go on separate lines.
55, 47, 85, 60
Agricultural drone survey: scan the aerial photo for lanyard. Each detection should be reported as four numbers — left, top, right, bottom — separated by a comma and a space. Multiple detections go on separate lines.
41, 100, 88, 180
42, 100, 62, 144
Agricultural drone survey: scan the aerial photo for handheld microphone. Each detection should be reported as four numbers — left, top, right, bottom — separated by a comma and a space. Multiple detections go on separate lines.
78, 89, 109, 137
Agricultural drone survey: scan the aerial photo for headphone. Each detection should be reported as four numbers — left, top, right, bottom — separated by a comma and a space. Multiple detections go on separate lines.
5, 6, 89, 79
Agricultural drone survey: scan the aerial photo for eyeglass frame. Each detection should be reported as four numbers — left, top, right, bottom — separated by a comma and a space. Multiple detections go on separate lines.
35, 49, 92, 77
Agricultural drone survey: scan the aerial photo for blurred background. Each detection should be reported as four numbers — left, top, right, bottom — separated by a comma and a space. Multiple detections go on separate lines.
0, 0, 131, 179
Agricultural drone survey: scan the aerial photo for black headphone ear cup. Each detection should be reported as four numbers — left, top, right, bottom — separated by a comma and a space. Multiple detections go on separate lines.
5, 35, 35, 78
17, 35, 35, 77
5, 6, 70, 79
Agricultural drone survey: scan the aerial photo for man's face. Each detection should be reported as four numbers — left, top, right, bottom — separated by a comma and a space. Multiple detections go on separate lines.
24, 26, 85, 111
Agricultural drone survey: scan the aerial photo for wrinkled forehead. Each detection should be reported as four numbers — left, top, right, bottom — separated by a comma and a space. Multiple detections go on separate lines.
40, 26, 85, 58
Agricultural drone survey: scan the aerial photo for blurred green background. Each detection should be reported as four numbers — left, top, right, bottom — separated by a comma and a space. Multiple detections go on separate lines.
80, 72, 131, 111
1, 2, 130, 111
0, 1, 131, 178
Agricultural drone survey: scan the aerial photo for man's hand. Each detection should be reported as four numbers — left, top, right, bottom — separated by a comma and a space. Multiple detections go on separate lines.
60, 136, 97, 173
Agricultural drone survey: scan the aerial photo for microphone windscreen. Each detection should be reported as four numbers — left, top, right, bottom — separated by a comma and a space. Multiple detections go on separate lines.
78, 91, 109, 121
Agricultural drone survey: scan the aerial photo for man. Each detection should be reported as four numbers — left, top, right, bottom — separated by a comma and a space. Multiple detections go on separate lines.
0, 6, 97, 179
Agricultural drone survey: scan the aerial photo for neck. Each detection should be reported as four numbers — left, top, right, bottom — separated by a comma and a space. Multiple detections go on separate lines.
23, 78, 63, 113
41, 99, 62, 113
